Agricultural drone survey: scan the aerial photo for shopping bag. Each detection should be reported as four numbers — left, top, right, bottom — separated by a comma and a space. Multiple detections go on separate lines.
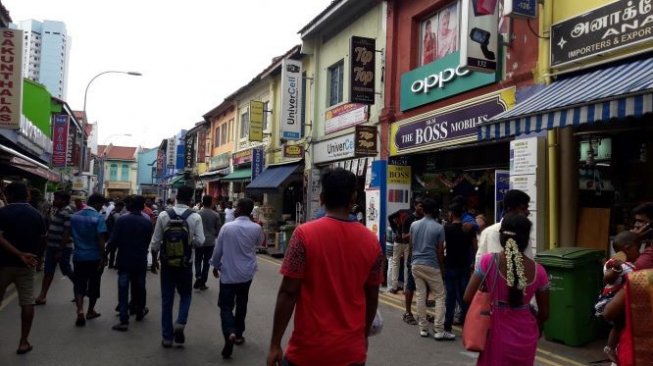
369, 310, 384, 336
462, 289, 492, 351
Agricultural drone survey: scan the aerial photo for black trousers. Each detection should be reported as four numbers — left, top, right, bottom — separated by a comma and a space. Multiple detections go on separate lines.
218, 280, 252, 339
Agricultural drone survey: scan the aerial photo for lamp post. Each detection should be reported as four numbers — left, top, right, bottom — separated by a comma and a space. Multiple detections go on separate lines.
83, 70, 141, 194
97, 133, 132, 195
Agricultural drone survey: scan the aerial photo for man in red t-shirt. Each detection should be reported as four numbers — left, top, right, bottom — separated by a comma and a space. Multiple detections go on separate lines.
267, 168, 383, 366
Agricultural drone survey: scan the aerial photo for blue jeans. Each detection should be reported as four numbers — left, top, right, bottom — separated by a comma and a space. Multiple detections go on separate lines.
118, 270, 146, 323
444, 267, 470, 331
194, 246, 213, 285
160, 266, 193, 340
218, 280, 252, 339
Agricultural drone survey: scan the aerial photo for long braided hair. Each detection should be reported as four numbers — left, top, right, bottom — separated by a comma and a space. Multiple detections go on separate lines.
499, 215, 532, 308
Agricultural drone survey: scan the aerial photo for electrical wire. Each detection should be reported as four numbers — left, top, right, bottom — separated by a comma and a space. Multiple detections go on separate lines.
527, 18, 548, 39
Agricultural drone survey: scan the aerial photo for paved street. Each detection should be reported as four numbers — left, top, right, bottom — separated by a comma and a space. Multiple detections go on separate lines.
0, 256, 607, 366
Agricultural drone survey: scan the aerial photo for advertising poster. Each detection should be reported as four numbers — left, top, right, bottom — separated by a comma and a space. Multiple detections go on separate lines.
420, 2, 459, 66
494, 169, 510, 220
280, 59, 303, 140
365, 189, 381, 235
350, 36, 376, 104
461, 0, 499, 72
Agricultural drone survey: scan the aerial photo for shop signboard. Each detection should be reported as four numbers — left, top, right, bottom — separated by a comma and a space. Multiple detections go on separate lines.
313, 134, 356, 164
251, 148, 264, 181
400, 52, 498, 111
209, 152, 230, 171
350, 36, 376, 105
391, 88, 515, 155
0, 29, 23, 130
504, 0, 537, 18
325, 103, 369, 134
494, 170, 510, 220
551, 0, 653, 68
509, 137, 538, 175
355, 125, 378, 156
461, 0, 500, 73
232, 148, 253, 166
52, 115, 69, 167
307, 168, 322, 221
196, 129, 206, 164
184, 133, 195, 169
156, 149, 165, 176
280, 59, 303, 140
72, 176, 86, 191
283, 144, 304, 159
249, 100, 264, 142
166, 137, 176, 167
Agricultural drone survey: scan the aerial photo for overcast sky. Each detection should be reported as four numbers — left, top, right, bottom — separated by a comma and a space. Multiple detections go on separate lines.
4, 0, 332, 148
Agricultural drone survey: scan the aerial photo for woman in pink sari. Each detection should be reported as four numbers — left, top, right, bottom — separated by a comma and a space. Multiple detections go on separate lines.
464, 215, 550, 365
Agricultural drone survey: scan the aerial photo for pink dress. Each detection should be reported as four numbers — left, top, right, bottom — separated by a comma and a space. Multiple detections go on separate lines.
476, 253, 549, 366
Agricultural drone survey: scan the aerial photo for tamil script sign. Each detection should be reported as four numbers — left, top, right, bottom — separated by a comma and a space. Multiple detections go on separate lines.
551, 0, 653, 68
391, 88, 515, 155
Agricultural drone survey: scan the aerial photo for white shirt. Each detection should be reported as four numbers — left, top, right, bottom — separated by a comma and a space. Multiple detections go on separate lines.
475, 219, 535, 266
149, 204, 206, 260
224, 208, 235, 223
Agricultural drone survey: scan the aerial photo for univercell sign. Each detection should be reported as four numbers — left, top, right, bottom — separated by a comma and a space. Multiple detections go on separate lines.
0, 29, 23, 129
400, 51, 497, 111
313, 134, 356, 164
280, 59, 303, 140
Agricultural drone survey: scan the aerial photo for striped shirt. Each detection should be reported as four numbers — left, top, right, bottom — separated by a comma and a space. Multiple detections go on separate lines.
47, 205, 74, 248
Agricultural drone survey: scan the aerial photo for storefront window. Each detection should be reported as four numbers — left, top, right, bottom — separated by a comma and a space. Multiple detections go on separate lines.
214, 127, 220, 147
240, 111, 249, 139
419, 2, 459, 66
109, 163, 118, 181
328, 60, 344, 106
121, 164, 129, 181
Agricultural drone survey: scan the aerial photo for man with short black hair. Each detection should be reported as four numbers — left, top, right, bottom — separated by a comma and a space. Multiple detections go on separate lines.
410, 198, 448, 340
0, 182, 46, 354
150, 186, 205, 348
110, 195, 154, 331
71, 193, 108, 327
475, 189, 533, 265
35, 191, 74, 305
267, 168, 383, 366
195, 195, 221, 291
211, 197, 264, 359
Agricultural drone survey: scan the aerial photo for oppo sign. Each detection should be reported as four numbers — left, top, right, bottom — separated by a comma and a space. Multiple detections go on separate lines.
400, 51, 497, 111
410, 65, 470, 94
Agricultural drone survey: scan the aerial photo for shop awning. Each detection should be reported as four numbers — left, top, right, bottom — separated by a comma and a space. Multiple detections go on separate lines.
199, 168, 228, 182
479, 57, 653, 140
246, 162, 302, 192
169, 175, 186, 188
221, 168, 251, 182
0, 143, 60, 182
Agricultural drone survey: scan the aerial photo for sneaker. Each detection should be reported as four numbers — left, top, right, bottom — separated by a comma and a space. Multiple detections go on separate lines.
173, 324, 185, 344
161, 339, 173, 348
193, 279, 201, 289
112, 322, 129, 332
222, 333, 236, 359
419, 329, 429, 337
135, 307, 149, 321
435, 331, 456, 341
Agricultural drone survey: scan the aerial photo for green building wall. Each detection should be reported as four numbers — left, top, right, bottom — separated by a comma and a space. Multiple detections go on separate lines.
22, 78, 53, 138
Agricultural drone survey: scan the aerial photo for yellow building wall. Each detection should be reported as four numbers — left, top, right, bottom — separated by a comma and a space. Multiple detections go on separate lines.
211, 107, 236, 157
552, 0, 614, 23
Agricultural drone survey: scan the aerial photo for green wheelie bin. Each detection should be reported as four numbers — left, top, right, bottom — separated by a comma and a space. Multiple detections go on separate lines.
535, 247, 605, 346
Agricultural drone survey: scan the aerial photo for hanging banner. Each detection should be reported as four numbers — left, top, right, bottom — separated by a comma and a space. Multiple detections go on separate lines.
460, 0, 499, 73
251, 148, 264, 180
196, 129, 206, 164
52, 115, 69, 167
184, 133, 195, 169
156, 149, 165, 176
355, 125, 378, 156
249, 100, 264, 142
350, 36, 376, 104
280, 59, 303, 140
0, 29, 23, 130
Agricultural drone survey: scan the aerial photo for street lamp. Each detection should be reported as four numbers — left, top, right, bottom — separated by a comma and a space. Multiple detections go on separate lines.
97, 133, 133, 195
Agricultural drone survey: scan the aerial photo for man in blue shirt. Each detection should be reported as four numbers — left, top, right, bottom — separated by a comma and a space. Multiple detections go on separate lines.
410, 198, 450, 340
211, 197, 265, 359
109, 195, 154, 331
71, 193, 108, 327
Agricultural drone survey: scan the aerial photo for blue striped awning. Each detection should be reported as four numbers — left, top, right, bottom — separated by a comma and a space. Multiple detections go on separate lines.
479, 57, 653, 140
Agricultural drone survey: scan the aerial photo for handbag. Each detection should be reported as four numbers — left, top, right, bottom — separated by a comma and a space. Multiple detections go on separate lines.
463, 254, 498, 352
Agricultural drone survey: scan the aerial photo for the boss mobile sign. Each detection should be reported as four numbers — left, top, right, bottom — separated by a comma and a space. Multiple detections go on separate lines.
280, 59, 303, 140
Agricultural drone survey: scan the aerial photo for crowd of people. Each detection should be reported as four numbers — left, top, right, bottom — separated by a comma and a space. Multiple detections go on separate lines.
0, 169, 651, 365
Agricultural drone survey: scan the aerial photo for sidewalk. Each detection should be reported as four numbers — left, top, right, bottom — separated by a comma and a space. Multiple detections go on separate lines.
379, 288, 611, 366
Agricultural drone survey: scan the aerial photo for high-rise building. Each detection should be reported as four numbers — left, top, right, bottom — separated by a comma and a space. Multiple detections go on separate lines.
15, 19, 70, 99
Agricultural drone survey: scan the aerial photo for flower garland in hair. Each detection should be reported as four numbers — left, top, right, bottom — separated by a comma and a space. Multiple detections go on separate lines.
504, 237, 527, 291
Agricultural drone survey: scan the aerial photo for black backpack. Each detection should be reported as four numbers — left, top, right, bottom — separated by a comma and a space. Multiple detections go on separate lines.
160, 209, 193, 268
